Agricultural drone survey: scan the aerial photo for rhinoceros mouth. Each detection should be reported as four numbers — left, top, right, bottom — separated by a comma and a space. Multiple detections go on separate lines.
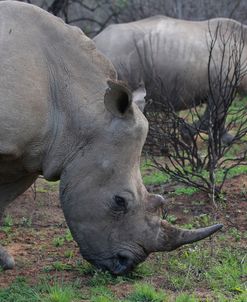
83, 249, 147, 275
91, 256, 134, 275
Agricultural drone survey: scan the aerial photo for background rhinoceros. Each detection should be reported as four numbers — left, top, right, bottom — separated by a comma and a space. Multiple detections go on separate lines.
94, 15, 247, 144
0, 1, 222, 275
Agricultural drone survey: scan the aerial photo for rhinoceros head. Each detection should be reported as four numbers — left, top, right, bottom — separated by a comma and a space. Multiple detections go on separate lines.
59, 80, 222, 275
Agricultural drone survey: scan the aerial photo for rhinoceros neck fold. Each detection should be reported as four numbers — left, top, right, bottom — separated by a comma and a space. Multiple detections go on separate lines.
41, 94, 99, 181
40, 44, 109, 181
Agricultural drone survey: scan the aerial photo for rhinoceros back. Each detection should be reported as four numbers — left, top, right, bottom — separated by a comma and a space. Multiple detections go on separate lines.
95, 16, 247, 110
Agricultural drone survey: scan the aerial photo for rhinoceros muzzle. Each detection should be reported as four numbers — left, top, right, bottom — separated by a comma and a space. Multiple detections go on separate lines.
109, 253, 135, 275
85, 251, 147, 275
83, 221, 223, 275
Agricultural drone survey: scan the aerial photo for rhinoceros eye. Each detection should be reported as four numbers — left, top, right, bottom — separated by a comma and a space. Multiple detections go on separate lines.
113, 195, 128, 212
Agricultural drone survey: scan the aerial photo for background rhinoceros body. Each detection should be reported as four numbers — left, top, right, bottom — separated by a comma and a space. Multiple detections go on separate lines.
0, 1, 222, 275
94, 16, 247, 143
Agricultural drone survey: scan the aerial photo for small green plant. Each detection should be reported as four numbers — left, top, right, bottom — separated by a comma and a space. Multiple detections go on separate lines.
52, 261, 72, 271
193, 213, 212, 227
64, 250, 74, 259
1, 214, 14, 234
36, 179, 59, 193
125, 283, 166, 302
181, 223, 194, 229
3, 214, 14, 227
226, 165, 247, 178
174, 186, 198, 196
76, 260, 96, 276
90, 286, 116, 302
91, 297, 113, 302
88, 270, 116, 287
37, 282, 77, 302
175, 293, 198, 302
143, 171, 170, 185
52, 236, 65, 247
229, 228, 242, 242
132, 262, 157, 278
166, 214, 177, 224
191, 200, 205, 206
64, 229, 73, 242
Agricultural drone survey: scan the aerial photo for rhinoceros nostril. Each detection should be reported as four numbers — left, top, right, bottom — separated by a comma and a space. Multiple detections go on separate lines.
117, 254, 129, 267
110, 253, 134, 275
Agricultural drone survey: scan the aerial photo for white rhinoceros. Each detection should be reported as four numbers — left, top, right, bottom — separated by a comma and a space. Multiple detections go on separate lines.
0, 2, 222, 275
94, 15, 247, 144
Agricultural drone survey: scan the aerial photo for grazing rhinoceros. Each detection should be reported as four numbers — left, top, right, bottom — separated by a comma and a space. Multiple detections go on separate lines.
94, 16, 247, 144
0, 1, 222, 275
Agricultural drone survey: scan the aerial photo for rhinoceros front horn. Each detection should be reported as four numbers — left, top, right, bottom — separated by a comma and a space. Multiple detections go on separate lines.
152, 220, 223, 252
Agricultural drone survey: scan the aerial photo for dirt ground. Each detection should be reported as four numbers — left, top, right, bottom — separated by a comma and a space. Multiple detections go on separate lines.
0, 175, 246, 295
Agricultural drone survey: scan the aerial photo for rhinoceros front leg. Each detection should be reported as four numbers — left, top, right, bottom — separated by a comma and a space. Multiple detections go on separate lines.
192, 105, 234, 145
0, 174, 38, 270
0, 246, 15, 270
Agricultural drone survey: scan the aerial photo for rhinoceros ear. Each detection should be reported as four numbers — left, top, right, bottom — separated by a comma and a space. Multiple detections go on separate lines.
104, 80, 132, 117
132, 83, 146, 112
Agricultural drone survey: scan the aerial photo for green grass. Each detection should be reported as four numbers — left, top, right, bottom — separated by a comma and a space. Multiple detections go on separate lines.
36, 283, 78, 302
166, 214, 178, 224
43, 261, 73, 272
0, 244, 246, 302
0, 277, 37, 302
143, 171, 170, 185
224, 165, 247, 178
141, 160, 170, 185
64, 250, 74, 259
88, 271, 113, 287
52, 230, 73, 248
205, 249, 246, 293
175, 294, 198, 302
90, 286, 116, 302
0, 278, 85, 302
35, 179, 59, 193
185, 164, 247, 186
124, 283, 166, 302
174, 186, 199, 196
191, 213, 214, 228
53, 236, 65, 247
64, 229, 73, 242
0, 214, 14, 234
2, 214, 14, 227
163, 244, 246, 298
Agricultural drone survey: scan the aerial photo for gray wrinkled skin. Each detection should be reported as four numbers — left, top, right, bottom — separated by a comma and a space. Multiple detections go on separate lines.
94, 16, 247, 143
0, 2, 222, 275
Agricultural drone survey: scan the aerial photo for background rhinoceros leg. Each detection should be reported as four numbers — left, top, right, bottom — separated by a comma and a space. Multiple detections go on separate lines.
0, 245, 15, 270
192, 104, 234, 145
0, 174, 38, 270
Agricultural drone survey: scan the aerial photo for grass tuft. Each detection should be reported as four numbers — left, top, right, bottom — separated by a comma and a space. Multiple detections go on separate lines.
124, 283, 166, 302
